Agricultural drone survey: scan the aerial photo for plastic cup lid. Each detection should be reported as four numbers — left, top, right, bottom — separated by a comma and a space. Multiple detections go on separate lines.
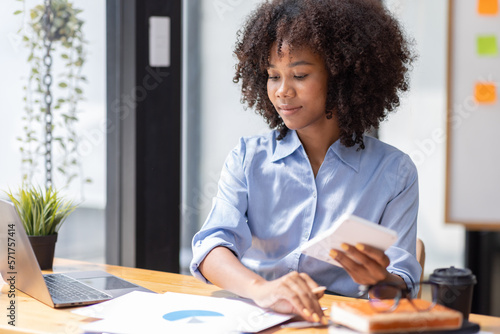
429, 266, 477, 285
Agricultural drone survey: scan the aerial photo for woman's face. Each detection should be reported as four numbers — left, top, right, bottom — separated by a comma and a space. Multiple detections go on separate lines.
267, 43, 330, 135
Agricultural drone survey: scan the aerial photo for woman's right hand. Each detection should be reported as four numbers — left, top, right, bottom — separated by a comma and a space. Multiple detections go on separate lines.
249, 271, 327, 324
199, 247, 327, 324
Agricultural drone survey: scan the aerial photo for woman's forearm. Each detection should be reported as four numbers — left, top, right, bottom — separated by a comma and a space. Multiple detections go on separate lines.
198, 246, 265, 299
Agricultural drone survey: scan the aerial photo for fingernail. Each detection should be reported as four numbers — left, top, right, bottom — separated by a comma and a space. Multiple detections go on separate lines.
303, 308, 311, 317
312, 286, 327, 294
340, 243, 349, 251
312, 313, 320, 323
356, 243, 365, 251
321, 316, 329, 325
329, 250, 338, 258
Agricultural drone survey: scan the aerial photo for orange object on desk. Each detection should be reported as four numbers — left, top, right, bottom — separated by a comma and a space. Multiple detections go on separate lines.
330, 299, 462, 333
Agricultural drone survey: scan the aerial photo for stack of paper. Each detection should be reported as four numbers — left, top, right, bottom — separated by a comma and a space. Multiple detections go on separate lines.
73, 291, 293, 334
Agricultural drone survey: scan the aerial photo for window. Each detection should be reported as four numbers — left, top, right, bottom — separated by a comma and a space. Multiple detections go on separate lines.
0, 1, 106, 263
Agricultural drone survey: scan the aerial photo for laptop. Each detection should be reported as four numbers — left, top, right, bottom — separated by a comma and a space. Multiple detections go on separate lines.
0, 199, 154, 308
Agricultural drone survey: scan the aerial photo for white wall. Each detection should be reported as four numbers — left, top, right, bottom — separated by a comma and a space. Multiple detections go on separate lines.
180, 0, 268, 271
381, 0, 465, 276
190, 0, 269, 229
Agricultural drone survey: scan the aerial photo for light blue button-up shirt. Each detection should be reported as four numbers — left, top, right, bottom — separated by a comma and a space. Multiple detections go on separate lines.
190, 130, 421, 297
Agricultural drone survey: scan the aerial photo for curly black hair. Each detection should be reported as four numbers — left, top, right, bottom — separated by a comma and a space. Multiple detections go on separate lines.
233, 0, 415, 149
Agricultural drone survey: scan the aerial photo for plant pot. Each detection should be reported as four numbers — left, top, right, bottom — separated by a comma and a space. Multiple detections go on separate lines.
28, 233, 58, 270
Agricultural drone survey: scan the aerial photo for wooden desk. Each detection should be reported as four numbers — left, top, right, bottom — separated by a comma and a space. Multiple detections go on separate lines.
1, 258, 500, 334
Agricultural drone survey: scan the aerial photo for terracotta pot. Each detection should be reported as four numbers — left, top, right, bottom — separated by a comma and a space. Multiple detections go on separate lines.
28, 233, 58, 270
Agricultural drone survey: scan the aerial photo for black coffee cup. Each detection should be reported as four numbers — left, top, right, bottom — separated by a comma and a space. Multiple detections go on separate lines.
429, 267, 477, 320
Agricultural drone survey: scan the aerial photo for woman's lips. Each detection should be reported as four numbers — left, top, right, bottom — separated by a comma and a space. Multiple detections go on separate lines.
279, 105, 302, 115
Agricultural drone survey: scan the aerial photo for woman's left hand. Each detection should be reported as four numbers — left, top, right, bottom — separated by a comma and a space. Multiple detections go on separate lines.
329, 243, 393, 285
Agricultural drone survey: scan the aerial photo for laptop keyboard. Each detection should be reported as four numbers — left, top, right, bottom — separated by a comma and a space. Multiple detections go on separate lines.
44, 273, 112, 303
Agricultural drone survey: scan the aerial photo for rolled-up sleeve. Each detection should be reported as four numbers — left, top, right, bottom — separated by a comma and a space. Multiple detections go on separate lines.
190, 139, 253, 283
382, 154, 422, 297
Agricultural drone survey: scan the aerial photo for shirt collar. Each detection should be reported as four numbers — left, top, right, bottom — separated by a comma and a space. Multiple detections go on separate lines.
271, 130, 362, 173
271, 130, 302, 162
330, 138, 362, 173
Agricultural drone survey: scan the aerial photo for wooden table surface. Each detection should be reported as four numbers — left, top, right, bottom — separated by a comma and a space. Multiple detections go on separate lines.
1, 258, 499, 333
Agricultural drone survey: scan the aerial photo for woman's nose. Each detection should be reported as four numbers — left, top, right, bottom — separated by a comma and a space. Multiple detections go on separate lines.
276, 79, 295, 98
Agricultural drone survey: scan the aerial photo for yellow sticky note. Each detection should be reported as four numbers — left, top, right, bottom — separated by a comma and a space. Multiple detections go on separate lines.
474, 82, 497, 104
478, 0, 499, 15
477, 35, 498, 56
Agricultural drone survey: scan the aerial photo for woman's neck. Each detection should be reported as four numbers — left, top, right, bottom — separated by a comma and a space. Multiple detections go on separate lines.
296, 120, 340, 177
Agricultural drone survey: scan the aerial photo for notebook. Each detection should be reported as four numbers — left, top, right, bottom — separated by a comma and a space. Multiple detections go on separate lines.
0, 199, 154, 308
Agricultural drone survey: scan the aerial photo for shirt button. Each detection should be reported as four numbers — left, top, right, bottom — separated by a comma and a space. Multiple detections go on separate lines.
313, 192, 317, 198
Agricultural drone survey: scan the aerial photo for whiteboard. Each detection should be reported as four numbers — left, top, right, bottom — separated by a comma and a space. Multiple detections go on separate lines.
446, 0, 500, 229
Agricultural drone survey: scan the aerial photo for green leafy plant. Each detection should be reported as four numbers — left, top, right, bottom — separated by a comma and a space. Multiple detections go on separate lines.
5, 186, 77, 236
14, 0, 90, 189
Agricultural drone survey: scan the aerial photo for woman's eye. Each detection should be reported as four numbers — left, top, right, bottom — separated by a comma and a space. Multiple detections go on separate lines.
268, 75, 279, 81
294, 74, 308, 80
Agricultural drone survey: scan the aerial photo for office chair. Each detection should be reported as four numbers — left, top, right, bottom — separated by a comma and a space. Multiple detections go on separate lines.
416, 238, 426, 298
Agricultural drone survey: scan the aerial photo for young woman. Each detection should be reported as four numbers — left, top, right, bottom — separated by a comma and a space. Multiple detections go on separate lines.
190, 0, 421, 324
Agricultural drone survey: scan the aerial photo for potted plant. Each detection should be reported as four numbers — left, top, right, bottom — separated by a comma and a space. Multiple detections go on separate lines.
5, 186, 77, 269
